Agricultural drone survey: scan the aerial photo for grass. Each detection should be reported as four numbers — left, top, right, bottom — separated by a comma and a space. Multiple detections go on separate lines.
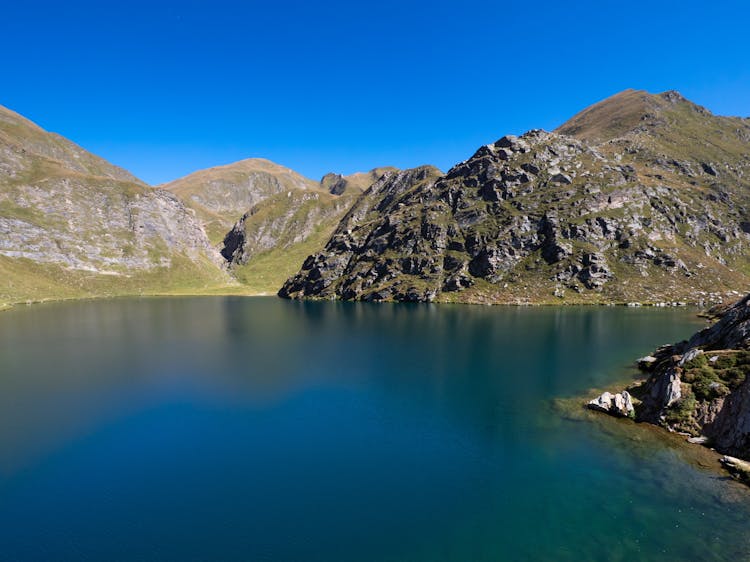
0, 253, 247, 308
230, 190, 353, 294
232, 224, 336, 294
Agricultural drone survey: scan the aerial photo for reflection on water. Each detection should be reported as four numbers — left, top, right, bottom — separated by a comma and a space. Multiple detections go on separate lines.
0, 297, 748, 560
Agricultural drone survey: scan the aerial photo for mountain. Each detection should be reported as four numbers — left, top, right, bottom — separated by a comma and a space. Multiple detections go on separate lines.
280, 90, 750, 304
161, 156, 399, 293
216, 169, 398, 294
0, 105, 229, 305
163, 158, 320, 244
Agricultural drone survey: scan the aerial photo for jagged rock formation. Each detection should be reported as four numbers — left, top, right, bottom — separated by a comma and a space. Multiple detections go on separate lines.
0, 105, 227, 304
320, 167, 398, 195
280, 166, 445, 301
632, 294, 750, 459
280, 89, 750, 304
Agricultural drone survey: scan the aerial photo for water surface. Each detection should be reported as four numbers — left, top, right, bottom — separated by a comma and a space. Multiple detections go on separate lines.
1, 298, 748, 560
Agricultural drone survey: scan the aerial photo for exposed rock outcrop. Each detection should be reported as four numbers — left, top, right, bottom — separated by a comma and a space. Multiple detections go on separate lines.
279, 166, 446, 302
588, 391, 635, 417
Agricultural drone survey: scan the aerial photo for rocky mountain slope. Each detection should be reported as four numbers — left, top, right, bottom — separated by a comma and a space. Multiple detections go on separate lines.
216, 168, 399, 293
0, 105, 229, 305
281, 90, 750, 304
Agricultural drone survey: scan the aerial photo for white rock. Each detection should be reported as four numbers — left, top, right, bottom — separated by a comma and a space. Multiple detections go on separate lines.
588, 390, 635, 418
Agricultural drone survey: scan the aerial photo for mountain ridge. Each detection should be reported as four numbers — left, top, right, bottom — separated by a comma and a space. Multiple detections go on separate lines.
3, 89, 750, 307
280, 90, 750, 305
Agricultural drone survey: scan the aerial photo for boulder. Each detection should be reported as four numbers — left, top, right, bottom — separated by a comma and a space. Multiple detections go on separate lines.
720, 455, 750, 483
637, 355, 658, 370
588, 391, 635, 418
550, 172, 573, 184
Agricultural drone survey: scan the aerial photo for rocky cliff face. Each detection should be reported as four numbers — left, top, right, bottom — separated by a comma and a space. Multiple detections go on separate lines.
281, 91, 750, 303
632, 294, 750, 460
0, 105, 228, 304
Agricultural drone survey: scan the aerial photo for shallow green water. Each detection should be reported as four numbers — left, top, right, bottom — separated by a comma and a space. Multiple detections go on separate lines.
1, 298, 749, 560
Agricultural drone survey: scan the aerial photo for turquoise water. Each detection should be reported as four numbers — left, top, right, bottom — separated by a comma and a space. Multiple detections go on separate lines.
1, 298, 749, 560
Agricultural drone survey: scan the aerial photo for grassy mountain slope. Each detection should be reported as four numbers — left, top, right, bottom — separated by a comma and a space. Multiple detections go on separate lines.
221, 189, 359, 293
163, 158, 320, 244
0, 105, 231, 305
281, 90, 750, 304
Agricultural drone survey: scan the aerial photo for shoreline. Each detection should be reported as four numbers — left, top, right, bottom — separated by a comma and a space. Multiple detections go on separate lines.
0, 285, 271, 312
569, 379, 749, 489
1, 291, 718, 313
580, 292, 750, 488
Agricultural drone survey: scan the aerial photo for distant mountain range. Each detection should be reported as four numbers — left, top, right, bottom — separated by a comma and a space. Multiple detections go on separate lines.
2, 89, 749, 306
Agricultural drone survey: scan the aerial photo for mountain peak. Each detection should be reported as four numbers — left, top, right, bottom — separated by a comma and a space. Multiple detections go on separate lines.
555, 88, 711, 144
556, 89, 660, 143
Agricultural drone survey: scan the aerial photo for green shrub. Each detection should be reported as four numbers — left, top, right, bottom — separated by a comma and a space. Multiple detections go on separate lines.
693, 378, 729, 401
714, 354, 737, 370
665, 389, 697, 429
683, 353, 708, 370
720, 365, 749, 389
682, 365, 715, 384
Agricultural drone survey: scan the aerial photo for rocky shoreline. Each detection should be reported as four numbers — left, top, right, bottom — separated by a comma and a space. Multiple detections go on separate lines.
588, 292, 750, 484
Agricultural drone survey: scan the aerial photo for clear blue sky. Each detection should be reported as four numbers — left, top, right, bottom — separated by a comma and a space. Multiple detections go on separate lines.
2, 0, 749, 185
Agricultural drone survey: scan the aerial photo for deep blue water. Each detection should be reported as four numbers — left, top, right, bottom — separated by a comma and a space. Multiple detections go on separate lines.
1, 297, 749, 561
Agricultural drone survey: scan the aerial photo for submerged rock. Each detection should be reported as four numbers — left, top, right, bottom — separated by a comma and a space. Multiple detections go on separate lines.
721, 455, 750, 483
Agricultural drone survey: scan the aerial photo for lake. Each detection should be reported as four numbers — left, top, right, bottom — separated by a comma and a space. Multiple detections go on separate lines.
1, 297, 749, 560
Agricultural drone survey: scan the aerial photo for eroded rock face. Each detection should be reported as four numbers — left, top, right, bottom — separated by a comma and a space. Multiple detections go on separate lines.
705, 378, 750, 457
0, 126, 220, 274
639, 367, 682, 423
220, 189, 355, 267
